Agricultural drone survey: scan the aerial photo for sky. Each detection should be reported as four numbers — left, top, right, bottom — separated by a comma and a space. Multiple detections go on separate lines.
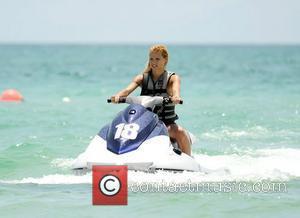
0, 0, 299, 44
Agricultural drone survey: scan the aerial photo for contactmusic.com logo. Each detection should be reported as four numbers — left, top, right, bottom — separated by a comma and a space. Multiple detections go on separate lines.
92, 165, 128, 205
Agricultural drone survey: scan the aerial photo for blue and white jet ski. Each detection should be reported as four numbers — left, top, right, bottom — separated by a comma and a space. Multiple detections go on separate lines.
72, 96, 200, 172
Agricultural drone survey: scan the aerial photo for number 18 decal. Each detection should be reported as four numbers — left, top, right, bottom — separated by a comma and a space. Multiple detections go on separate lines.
114, 123, 140, 140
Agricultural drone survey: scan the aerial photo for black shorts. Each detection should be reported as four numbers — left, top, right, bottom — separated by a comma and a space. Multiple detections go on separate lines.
162, 120, 176, 126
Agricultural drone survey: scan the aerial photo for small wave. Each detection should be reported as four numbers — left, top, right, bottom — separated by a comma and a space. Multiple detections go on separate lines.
58, 71, 87, 78
201, 126, 268, 140
0, 174, 91, 185
201, 126, 299, 140
51, 158, 75, 169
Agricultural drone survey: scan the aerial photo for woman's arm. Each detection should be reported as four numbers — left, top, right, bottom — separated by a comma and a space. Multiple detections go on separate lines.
169, 74, 182, 104
111, 74, 143, 103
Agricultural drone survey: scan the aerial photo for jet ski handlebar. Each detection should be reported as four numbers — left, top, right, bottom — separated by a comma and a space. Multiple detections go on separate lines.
162, 97, 183, 105
107, 96, 183, 104
107, 97, 126, 103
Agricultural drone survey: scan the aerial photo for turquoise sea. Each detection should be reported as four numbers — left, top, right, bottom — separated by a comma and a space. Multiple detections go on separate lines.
0, 45, 300, 217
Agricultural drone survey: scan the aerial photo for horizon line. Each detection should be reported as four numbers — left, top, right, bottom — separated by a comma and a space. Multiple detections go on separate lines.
0, 41, 300, 46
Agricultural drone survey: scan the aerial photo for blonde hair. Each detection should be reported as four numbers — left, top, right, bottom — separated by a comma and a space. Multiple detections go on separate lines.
142, 44, 169, 74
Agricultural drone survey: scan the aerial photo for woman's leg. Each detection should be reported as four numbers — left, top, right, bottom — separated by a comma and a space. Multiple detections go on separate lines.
167, 123, 191, 156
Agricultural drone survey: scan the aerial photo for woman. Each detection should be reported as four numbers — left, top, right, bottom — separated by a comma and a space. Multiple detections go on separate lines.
111, 44, 191, 155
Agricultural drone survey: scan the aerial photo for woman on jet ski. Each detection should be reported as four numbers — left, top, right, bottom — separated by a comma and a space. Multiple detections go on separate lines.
110, 44, 191, 156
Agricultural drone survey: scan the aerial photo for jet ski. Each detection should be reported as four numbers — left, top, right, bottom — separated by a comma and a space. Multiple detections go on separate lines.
72, 96, 200, 172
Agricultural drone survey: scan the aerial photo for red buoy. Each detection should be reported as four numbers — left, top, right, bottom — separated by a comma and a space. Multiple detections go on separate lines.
0, 89, 24, 102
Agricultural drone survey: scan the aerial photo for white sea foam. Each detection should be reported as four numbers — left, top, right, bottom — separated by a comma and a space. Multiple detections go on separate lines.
192, 148, 300, 182
1, 148, 300, 185
62, 97, 71, 103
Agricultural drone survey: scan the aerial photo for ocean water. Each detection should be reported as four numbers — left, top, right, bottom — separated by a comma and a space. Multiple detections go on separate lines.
0, 45, 300, 217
